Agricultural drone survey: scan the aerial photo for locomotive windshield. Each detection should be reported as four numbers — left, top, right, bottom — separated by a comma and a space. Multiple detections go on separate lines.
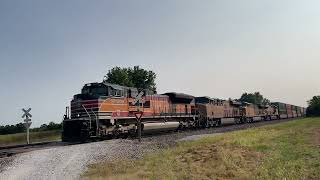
82, 83, 108, 96
91, 87, 107, 95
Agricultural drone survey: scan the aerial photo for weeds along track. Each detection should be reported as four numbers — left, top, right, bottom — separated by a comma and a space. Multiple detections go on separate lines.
0, 118, 299, 159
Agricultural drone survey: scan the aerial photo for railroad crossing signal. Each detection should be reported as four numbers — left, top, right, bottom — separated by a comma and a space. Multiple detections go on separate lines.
22, 108, 32, 144
132, 91, 144, 142
22, 108, 32, 118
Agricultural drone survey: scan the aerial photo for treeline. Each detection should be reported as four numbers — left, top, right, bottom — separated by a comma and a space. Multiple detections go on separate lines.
307, 96, 320, 117
31, 122, 62, 132
0, 123, 25, 135
0, 122, 62, 135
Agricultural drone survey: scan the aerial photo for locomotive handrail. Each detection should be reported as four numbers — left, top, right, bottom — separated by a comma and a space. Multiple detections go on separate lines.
82, 105, 92, 129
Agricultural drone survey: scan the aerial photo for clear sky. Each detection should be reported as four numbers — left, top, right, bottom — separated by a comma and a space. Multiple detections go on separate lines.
1, 0, 319, 126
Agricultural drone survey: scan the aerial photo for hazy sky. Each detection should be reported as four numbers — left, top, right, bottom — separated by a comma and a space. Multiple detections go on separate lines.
1, 0, 319, 126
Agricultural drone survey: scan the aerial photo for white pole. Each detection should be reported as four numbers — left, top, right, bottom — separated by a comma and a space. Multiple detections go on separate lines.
27, 127, 30, 144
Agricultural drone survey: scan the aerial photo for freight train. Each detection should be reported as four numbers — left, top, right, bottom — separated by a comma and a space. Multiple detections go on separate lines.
62, 82, 306, 141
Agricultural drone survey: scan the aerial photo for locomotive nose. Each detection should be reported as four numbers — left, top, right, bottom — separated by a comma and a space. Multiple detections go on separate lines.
70, 98, 100, 119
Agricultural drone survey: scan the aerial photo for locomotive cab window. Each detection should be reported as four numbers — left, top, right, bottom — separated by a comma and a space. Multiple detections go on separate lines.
91, 87, 107, 95
82, 84, 108, 96
143, 101, 151, 108
114, 89, 122, 97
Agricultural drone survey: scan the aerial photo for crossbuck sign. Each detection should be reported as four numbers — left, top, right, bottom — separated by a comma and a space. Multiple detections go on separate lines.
132, 91, 144, 106
22, 108, 32, 144
22, 108, 32, 119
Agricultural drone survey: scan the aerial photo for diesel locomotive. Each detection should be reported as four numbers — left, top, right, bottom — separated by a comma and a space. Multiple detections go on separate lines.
62, 82, 306, 141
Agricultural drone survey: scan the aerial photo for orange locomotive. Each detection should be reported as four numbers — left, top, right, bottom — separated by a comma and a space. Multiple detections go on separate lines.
62, 82, 196, 141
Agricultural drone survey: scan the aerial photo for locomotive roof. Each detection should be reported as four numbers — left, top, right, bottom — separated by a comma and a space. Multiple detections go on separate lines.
195, 96, 224, 102
163, 92, 194, 100
231, 100, 242, 105
102, 82, 137, 91
241, 101, 252, 105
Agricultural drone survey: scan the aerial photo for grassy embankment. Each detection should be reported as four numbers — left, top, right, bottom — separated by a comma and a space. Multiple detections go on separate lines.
0, 130, 61, 146
84, 118, 320, 180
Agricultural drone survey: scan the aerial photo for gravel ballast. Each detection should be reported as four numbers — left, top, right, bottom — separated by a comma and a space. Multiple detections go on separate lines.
0, 139, 160, 180
0, 118, 296, 180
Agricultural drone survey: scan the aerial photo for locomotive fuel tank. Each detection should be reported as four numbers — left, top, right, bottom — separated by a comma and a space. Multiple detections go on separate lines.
142, 121, 180, 133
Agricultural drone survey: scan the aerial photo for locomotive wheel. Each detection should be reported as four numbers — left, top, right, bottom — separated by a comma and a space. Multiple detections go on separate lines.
121, 133, 129, 139
215, 120, 221, 127
242, 118, 247, 124
113, 130, 121, 139
205, 120, 210, 128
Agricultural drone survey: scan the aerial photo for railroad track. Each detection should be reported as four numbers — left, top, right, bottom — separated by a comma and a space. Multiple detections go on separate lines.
0, 141, 79, 158
0, 118, 300, 159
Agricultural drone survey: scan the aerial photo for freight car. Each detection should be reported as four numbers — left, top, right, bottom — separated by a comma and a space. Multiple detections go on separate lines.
272, 102, 288, 119
62, 82, 306, 142
272, 102, 306, 119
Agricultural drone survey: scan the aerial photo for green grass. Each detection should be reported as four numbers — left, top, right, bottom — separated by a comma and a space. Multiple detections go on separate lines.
0, 130, 61, 146
83, 118, 320, 180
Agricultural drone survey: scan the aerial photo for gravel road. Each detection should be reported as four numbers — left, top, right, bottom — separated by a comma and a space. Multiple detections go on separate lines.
0, 118, 296, 180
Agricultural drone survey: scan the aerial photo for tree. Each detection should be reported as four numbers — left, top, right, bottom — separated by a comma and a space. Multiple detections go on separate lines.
128, 66, 156, 91
40, 124, 48, 130
306, 96, 320, 116
103, 67, 133, 87
103, 66, 157, 91
239, 92, 270, 105
47, 122, 62, 130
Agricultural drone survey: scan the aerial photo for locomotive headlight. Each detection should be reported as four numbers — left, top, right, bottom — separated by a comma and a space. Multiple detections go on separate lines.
77, 114, 81, 117
116, 124, 122, 128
